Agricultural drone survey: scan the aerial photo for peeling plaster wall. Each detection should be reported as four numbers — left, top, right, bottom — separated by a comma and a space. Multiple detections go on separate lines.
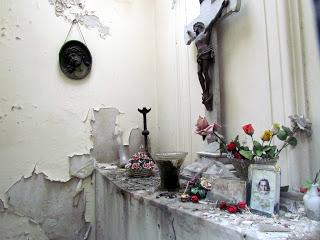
0, 0, 158, 205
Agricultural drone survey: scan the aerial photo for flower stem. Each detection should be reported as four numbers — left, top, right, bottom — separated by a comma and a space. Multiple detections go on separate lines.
212, 131, 226, 145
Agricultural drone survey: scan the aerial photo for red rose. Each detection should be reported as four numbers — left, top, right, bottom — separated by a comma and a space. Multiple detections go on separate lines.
227, 205, 238, 214
242, 124, 254, 136
234, 152, 242, 159
191, 195, 199, 203
227, 142, 236, 151
300, 187, 308, 193
219, 201, 227, 210
237, 201, 246, 209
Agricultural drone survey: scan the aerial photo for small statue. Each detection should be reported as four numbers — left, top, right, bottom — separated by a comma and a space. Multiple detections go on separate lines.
188, 0, 229, 111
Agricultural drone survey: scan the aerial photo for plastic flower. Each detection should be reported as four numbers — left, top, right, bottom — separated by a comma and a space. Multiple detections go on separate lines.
242, 124, 254, 136
261, 130, 272, 142
191, 195, 199, 203
131, 163, 140, 170
237, 201, 246, 209
234, 152, 242, 159
200, 178, 212, 190
227, 205, 238, 214
226, 142, 236, 151
219, 201, 227, 210
271, 123, 280, 134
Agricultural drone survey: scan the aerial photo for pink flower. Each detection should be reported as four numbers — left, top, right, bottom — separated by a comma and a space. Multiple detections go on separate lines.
131, 163, 140, 170
195, 116, 220, 140
143, 162, 151, 169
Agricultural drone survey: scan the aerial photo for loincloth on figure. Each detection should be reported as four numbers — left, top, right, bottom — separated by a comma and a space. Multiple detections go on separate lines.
197, 47, 215, 64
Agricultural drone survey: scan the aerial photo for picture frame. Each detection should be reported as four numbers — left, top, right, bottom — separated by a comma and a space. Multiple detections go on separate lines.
248, 164, 281, 216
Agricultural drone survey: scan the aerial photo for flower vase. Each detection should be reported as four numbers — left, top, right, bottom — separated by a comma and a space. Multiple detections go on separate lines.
232, 158, 251, 180
303, 183, 320, 221
152, 152, 187, 191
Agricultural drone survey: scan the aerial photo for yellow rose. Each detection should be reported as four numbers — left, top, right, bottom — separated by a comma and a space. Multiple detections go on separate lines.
261, 130, 272, 142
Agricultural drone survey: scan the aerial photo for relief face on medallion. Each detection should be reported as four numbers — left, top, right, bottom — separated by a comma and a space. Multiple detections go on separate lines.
59, 40, 92, 80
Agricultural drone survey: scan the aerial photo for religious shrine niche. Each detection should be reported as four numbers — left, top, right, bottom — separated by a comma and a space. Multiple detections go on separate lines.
185, 0, 241, 111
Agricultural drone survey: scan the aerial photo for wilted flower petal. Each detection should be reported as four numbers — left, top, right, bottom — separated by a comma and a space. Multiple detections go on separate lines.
289, 115, 312, 136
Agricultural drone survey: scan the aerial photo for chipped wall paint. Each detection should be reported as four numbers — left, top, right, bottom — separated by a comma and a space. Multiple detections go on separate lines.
49, 0, 110, 39
0, 0, 158, 208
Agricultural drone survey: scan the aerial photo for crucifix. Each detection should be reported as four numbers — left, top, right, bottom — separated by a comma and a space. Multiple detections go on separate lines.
185, 0, 241, 116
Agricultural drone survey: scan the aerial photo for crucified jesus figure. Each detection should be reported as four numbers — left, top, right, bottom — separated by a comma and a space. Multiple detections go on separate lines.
188, 0, 229, 110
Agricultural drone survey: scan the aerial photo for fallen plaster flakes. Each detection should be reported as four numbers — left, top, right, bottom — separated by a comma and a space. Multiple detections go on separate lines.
11, 104, 23, 111
69, 154, 95, 179
6, 173, 88, 240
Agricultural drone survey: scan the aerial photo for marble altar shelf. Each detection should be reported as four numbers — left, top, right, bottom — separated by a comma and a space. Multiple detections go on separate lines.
95, 167, 320, 240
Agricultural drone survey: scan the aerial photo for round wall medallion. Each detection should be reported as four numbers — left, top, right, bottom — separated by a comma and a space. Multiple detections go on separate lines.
59, 40, 92, 80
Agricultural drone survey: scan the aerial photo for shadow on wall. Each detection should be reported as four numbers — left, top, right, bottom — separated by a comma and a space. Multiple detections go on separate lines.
315, 0, 320, 45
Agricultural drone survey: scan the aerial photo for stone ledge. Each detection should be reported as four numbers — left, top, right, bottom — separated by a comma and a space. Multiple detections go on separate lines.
95, 168, 320, 240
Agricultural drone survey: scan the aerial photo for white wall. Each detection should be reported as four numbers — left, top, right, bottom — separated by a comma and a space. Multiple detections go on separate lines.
154, 0, 320, 189
0, 0, 158, 202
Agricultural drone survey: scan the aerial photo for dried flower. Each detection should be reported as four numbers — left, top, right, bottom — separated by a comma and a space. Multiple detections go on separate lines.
289, 115, 312, 136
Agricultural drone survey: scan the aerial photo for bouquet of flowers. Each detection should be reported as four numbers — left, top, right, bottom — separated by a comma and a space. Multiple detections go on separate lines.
195, 115, 312, 161
125, 152, 155, 177
222, 123, 298, 161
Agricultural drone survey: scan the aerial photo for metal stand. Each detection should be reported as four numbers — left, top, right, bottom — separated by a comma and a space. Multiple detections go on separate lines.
138, 107, 151, 153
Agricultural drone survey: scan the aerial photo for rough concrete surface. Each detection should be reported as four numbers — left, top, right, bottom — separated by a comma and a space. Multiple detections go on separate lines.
6, 173, 88, 240
96, 168, 320, 240
0, 211, 49, 240
90, 108, 119, 163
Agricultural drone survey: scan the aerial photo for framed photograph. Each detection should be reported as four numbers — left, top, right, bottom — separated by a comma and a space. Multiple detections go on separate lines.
248, 164, 281, 216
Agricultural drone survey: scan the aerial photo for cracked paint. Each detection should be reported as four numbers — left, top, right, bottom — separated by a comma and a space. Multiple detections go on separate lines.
48, 0, 110, 39
6, 173, 88, 240
0, 211, 49, 240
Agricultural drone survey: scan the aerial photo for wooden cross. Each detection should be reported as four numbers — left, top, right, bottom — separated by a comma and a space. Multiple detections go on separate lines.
184, 0, 240, 118
185, 0, 241, 45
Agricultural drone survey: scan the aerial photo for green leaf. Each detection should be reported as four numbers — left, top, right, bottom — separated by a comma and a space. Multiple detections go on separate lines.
287, 136, 298, 147
263, 146, 272, 152
277, 129, 288, 141
198, 189, 207, 199
256, 149, 263, 157
240, 150, 254, 160
191, 187, 199, 195
220, 142, 226, 152
253, 140, 263, 150
282, 126, 294, 136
